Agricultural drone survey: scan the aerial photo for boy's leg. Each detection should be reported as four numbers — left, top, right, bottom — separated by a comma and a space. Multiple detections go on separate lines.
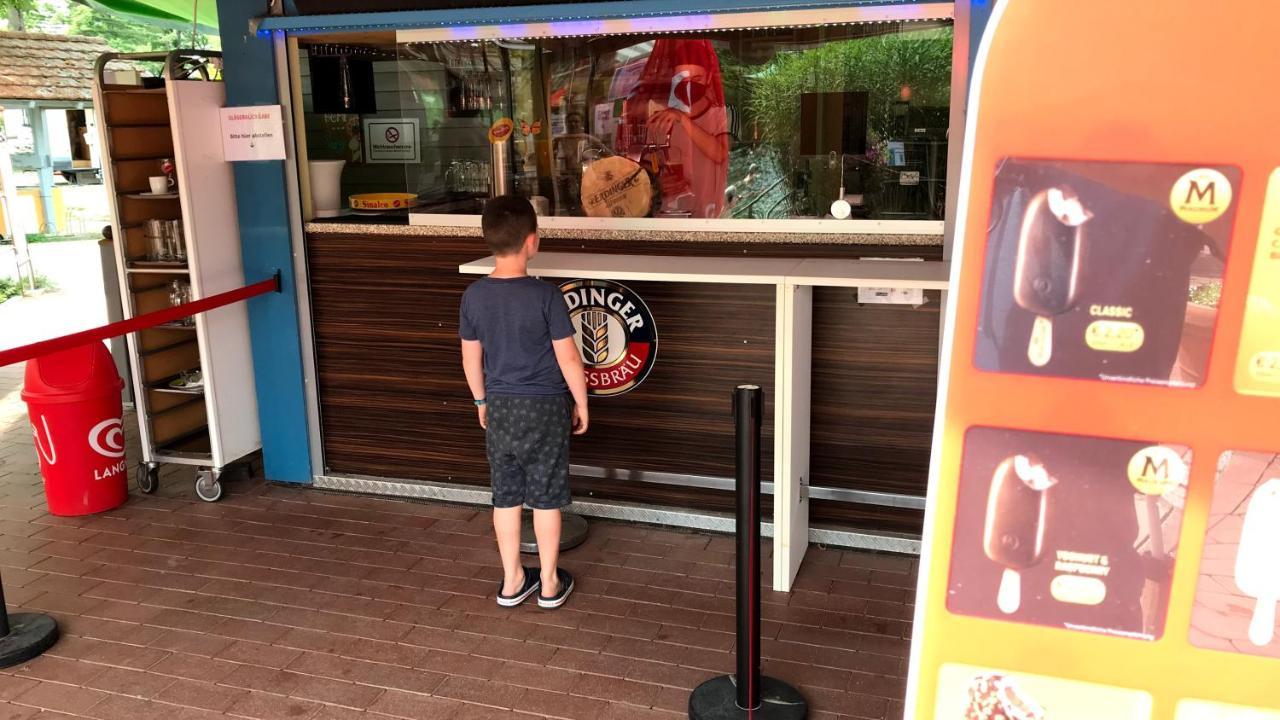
494, 506, 525, 596
522, 396, 572, 597
487, 396, 531, 597
533, 508, 562, 594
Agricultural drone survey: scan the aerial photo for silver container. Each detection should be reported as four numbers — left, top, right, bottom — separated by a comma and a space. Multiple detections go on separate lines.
490, 140, 513, 197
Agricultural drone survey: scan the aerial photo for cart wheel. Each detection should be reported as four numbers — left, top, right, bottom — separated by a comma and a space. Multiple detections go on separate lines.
194, 469, 223, 502
136, 463, 159, 494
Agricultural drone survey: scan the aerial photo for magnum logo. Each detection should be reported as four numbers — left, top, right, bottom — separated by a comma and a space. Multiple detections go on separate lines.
559, 279, 657, 396
1170, 167, 1233, 225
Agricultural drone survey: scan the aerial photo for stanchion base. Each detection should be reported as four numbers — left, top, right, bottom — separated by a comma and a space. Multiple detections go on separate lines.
520, 512, 588, 554
0, 613, 59, 668
689, 675, 807, 720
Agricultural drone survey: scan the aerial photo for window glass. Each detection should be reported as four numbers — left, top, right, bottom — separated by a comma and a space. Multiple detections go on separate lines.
298, 21, 953, 222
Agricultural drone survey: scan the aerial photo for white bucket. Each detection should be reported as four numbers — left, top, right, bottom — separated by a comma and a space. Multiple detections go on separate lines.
309, 159, 346, 218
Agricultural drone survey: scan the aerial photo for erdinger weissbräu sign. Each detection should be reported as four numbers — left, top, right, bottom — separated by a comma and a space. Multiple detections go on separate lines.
906, 1, 1280, 719
560, 279, 656, 396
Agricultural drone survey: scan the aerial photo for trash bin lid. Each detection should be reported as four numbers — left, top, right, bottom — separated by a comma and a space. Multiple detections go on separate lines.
21, 342, 124, 404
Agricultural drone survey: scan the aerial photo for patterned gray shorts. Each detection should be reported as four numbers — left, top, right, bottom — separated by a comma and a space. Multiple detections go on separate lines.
485, 395, 572, 510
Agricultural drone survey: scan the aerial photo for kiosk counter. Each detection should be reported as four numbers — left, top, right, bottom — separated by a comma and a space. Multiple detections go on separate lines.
282, 1, 962, 589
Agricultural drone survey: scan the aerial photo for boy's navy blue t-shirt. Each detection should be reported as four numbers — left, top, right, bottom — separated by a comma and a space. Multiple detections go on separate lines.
459, 276, 575, 397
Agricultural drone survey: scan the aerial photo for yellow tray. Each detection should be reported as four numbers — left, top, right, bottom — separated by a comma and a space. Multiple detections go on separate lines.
349, 192, 419, 211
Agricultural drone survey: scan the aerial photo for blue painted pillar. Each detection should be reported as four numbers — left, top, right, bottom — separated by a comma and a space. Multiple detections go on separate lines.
216, 0, 313, 483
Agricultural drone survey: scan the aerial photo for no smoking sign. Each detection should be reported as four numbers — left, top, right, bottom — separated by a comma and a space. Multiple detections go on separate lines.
363, 118, 419, 163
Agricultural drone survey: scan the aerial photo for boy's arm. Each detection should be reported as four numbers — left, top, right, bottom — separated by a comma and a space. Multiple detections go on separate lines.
460, 339, 487, 428
553, 338, 589, 434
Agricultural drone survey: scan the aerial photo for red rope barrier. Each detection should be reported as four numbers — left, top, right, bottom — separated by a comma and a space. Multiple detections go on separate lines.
0, 274, 280, 368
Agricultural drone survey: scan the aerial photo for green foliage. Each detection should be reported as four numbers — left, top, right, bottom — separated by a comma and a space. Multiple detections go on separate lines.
746, 27, 953, 152
25, 232, 99, 243
1189, 281, 1222, 307
0, 274, 53, 302
67, 4, 214, 53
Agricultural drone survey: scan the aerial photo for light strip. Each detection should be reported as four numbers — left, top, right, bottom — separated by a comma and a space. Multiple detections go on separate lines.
397, 4, 953, 43
259, 1, 954, 36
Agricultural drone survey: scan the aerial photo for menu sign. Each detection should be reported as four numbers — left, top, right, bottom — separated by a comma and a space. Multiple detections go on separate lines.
906, 1, 1280, 719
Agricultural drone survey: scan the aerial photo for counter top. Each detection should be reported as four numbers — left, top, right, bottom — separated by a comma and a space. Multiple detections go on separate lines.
306, 220, 945, 246
459, 251, 950, 289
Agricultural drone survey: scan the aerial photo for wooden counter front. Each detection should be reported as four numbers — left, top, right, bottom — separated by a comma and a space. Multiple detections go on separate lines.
306, 228, 940, 534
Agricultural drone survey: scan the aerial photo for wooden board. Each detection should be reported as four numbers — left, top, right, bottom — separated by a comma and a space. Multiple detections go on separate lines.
102, 90, 170, 127
581, 156, 652, 218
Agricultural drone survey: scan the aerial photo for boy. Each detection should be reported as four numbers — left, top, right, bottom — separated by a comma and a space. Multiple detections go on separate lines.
459, 196, 589, 609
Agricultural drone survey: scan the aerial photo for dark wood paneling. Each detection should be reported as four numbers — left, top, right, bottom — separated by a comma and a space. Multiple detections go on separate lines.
566, 280, 777, 481
810, 288, 941, 498
307, 231, 938, 534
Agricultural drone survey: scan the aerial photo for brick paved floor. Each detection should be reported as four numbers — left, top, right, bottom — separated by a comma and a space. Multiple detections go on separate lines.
0, 361, 916, 720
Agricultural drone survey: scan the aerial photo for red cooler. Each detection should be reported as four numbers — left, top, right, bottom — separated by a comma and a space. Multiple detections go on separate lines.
21, 343, 128, 516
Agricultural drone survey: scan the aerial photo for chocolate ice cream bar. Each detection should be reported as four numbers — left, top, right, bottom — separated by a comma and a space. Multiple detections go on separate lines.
984, 455, 1056, 614
1014, 187, 1089, 317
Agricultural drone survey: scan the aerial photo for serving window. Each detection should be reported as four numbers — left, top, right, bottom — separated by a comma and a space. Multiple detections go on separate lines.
297, 17, 954, 224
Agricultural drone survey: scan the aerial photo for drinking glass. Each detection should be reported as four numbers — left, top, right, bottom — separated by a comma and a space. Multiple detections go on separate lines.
166, 220, 186, 262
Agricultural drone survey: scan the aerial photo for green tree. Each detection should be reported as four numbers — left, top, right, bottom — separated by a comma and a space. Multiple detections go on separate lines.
67, 3, 175, 51
2, 0, 35, 30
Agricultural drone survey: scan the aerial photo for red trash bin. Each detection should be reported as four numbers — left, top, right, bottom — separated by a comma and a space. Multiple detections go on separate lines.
21, 343, 128, 516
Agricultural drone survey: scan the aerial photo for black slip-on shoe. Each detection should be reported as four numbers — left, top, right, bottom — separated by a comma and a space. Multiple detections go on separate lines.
496, 567, 540, 607
537, 568, 575, 609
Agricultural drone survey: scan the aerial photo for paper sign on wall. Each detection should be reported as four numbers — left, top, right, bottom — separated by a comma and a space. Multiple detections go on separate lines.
363, 118, 420, 163
220, 105, 286, 161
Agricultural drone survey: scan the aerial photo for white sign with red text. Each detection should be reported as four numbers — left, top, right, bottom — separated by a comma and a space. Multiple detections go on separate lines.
220, 105, 287, 162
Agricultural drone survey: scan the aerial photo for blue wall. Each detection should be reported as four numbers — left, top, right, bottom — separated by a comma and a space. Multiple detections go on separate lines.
216, 0, 313, 483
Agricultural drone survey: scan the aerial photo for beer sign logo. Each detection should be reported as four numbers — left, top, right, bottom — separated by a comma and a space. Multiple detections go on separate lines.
560, 279, 657, 396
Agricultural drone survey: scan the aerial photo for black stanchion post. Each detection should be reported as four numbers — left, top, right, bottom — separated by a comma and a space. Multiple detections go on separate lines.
0, 574, 58, 668
689, 385, 806, 720
734, 383, 762, 711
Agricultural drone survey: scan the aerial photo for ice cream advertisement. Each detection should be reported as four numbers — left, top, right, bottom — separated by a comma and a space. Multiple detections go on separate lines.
947, 427, 1187, 640
1234, 169, 1280, 397
907, 2, 1280, 718
934, 664, 1152, 720
1177, 699, 1280, 720
1191, 450, 1280, 658
974, 159, 1238, 388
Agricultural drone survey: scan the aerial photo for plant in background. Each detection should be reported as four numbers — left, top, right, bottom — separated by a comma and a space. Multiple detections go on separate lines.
740, 26, 954, 216
0, 274, 53, 302
749, 27, 952, 152
1, 0, 35, 30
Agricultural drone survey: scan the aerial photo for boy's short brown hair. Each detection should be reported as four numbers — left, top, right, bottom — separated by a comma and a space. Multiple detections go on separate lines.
482, 196, 538, 256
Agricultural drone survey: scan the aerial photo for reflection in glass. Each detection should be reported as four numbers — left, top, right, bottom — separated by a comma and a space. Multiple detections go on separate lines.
297, 21, 953, 222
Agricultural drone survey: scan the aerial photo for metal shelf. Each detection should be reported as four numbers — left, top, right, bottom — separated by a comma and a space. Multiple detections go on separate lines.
95, 49, 260, 492
126, 265, 189, 274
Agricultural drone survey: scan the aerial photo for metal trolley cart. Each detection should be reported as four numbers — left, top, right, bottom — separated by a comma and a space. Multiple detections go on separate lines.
92, 51, 261, 501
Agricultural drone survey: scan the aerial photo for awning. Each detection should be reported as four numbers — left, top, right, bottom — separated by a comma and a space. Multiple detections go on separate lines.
79, 0, 219, 33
